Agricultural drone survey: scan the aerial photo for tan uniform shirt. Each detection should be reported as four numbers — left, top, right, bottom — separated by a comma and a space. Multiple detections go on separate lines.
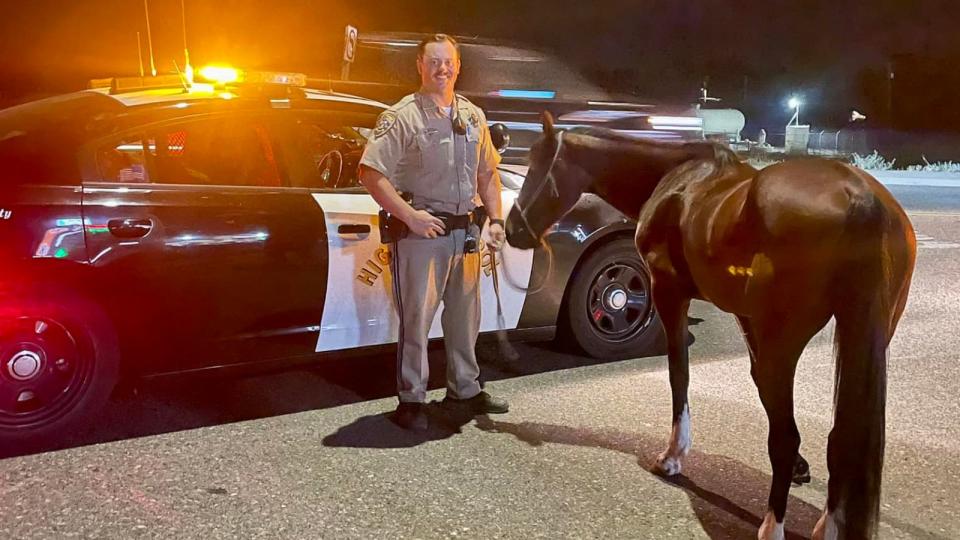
360, 92, 501, 215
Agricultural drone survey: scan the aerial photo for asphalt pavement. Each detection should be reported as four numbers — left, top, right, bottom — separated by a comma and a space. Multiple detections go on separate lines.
1, 181, 958, 539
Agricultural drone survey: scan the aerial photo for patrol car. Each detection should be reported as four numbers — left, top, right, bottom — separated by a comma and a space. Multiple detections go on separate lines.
0, 68, 661, 445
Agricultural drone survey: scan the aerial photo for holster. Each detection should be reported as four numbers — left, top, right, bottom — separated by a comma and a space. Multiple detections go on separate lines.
378, 209, 409, 244
472, 205, 489, 229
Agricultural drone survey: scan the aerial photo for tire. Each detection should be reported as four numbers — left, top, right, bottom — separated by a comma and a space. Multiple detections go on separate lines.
0, 291, 119, 449
561, 238, 663, 359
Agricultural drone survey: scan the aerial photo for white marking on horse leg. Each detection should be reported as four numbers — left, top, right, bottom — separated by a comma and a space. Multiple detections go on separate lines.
758, 510, 785, 540
656, 404, 692, 476
812, 510, 839, 540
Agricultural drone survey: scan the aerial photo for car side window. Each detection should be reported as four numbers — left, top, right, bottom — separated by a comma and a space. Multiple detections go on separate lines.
96, 135, 150, 183
286, 116, 368, 190
96, 115, 283, 187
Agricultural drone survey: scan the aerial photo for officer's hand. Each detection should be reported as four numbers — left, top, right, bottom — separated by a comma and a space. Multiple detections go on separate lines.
486, 221, 506, 251
407, 210, 446, 239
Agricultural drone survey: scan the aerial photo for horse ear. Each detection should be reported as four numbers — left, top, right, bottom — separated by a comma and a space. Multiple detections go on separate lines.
541, 111, 555, 140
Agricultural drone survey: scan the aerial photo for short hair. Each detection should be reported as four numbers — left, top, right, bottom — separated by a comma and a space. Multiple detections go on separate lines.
417, 34, 460, 59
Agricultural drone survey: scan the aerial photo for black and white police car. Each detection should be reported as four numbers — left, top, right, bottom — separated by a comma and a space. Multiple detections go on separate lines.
0, 68, 661, 445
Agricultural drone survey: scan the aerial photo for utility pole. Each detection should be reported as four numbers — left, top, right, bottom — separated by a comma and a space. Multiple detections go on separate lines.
886, 61, 895, 128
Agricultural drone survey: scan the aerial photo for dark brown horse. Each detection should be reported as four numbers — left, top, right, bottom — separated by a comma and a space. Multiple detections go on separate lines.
505, 113, 916, 540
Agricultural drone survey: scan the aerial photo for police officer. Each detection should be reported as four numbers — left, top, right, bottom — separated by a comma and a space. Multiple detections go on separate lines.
359, 34, 509, 431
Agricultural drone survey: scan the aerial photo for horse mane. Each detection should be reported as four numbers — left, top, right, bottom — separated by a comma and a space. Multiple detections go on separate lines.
567, 126, 740, 169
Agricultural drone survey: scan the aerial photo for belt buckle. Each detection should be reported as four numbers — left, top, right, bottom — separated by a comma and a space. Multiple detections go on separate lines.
436, 214, 452, 236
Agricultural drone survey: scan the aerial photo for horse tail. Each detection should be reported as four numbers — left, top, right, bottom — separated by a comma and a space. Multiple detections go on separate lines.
827, 190, 892, 538
710, 142, 739, 169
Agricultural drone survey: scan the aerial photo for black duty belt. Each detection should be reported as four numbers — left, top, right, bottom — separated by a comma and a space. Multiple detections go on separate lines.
431, 211, 474, 234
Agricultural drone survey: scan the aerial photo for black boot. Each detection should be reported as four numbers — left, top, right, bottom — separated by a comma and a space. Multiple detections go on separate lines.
443, 391, 509, 414
392, 402, 428, 431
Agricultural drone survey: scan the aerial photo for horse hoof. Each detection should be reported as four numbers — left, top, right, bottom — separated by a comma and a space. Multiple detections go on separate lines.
758, 511, 785, 540
656, 452, 683, 476
793, 455, 811, 485
812, 511, 838, 540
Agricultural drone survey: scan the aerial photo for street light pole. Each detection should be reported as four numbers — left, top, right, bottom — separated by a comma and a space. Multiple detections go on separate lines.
788, 97, 801, 127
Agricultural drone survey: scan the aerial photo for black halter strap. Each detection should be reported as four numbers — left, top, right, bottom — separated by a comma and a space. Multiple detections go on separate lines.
513, 130, 564, 245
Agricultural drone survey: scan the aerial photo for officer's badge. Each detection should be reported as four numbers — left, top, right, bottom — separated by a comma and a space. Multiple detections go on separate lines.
374, 111, 398, 139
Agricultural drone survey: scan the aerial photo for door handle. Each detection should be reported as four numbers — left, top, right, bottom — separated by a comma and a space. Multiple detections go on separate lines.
107, 218, 153, 238
337, 224, 371, 235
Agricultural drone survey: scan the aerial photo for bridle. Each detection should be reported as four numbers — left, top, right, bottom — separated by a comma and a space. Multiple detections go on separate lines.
498, 130, 565, 295
511, 130, 565, 247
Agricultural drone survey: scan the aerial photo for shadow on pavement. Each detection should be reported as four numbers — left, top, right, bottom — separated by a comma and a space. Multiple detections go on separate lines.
473, 417, 821, 540
322, 402, 476, 449
1, 338, 664, 459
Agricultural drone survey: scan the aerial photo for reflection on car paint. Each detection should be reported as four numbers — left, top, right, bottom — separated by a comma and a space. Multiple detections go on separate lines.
34, 225, 83, 258
165, 231, 269, 247
571, 224, 588, 243
90, 245, 112, 264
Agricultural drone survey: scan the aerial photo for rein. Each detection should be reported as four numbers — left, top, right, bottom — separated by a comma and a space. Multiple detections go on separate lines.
497, 130, 565, 296
511, 130, 564, 247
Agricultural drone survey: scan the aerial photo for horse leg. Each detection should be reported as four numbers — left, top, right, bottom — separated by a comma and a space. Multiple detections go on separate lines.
750, 319, 820, 540
737, 316, 811, 486
652, 278, 692, 476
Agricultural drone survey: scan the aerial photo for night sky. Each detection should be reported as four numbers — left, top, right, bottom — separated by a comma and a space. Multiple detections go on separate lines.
3, 1, 959, 132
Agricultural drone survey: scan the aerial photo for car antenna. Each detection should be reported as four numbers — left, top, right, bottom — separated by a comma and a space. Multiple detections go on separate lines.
172, 60, 190, 92
136, 31, 145, 77
180, 0, 194, 83
143, 0, 157, 76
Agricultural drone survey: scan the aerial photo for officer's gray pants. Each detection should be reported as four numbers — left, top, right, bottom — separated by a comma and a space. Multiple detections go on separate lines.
390, 229, 482, 403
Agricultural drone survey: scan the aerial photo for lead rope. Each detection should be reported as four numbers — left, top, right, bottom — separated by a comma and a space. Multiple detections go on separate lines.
486, 130, 563, 362
497, 235, 553, 296
488, 244, 520, 362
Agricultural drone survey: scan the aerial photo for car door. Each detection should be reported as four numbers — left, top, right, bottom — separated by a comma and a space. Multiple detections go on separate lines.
280, 109, 535, 353
279, 110, 393, 352
81, 110, 328, 374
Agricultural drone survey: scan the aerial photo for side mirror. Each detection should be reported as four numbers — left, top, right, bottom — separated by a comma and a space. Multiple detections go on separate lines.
489, 123, 511, 154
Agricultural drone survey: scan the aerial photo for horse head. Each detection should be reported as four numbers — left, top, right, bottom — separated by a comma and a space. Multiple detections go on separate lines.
505, 111, 593, 250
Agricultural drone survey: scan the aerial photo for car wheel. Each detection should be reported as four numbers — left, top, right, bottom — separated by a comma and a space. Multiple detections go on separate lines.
0, 292, 119, 448
562, 238, 662, 359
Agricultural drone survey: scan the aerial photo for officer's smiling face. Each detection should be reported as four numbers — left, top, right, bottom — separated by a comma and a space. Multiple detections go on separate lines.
417, 41, 460, 95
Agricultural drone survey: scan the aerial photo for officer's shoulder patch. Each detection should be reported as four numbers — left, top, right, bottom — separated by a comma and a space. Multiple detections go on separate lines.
374, 111, 398, 139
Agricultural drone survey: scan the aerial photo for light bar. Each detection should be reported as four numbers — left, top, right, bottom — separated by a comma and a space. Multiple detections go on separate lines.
649, 116, 704, 131
104, 75, 186, 94
490, 89, 556, 100
648, 116, 703, 126
244, 71, 306, 86
361, 40, 418, 48
559, 110, 646, 122
587, 101, 654, 109
198, 66, 240, 84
